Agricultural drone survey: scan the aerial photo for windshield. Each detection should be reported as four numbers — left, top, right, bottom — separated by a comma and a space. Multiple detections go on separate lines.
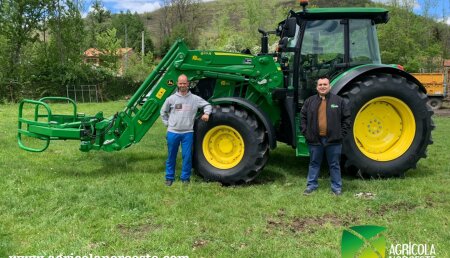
301, 19, 344, 74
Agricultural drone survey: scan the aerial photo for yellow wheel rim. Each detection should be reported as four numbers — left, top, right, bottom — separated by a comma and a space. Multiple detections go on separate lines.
353, 96, 416, 161
202, 125, 245, 169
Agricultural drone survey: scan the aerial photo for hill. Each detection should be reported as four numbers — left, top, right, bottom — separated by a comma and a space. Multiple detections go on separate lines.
140, 0, 371, 48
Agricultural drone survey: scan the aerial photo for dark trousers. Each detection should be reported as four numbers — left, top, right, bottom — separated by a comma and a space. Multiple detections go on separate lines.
306, 137, 342, 192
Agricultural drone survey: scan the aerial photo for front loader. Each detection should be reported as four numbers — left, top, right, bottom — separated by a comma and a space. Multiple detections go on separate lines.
18, 2, 434, 184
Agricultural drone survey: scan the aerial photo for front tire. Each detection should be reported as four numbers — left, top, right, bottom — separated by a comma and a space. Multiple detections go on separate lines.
341, 73, 434, 177
194, 105, 269, 184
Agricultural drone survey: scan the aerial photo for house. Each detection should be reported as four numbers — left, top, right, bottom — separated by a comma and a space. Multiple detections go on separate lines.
444, 59, 450, 68
83, 47, 134, 75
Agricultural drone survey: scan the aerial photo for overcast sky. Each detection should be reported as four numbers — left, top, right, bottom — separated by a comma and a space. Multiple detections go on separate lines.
82, 0, 449, 24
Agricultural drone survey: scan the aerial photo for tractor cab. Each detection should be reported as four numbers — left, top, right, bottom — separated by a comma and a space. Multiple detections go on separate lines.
275, 3, 389, 101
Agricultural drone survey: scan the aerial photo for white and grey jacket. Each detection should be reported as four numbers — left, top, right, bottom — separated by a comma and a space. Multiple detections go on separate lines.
160, 91, 212, 133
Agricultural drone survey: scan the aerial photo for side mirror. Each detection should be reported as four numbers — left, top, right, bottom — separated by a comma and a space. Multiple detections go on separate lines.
284, 17, 297, 37
278, 37, 289, 51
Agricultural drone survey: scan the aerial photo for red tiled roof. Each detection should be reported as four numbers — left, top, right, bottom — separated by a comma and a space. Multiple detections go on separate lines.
117, 48, 133, 55
83, 47, 133, 57
84, 48, 102, 57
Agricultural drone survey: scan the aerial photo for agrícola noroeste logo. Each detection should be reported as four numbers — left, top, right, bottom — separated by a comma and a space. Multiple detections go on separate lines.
341, 225, 437, 258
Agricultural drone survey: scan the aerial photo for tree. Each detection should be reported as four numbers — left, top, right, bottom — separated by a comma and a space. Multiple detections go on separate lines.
111, 10, 154, 53
0, 0, 48, 101
157, 0, 204, 54
96, 28, 122, 71
46, 0, 84, 65
376, 1, 444, 71
22, 1, 87, 98
0, 0, 47, 77
198, 0, 285, 53
124, 52, 155, 82
85, 0, 111, 48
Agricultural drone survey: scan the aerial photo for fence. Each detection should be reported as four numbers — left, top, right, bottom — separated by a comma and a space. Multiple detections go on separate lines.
66, 85, 100, 103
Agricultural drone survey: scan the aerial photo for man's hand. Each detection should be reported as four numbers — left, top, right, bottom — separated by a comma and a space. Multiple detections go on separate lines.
201, 114, 210, 122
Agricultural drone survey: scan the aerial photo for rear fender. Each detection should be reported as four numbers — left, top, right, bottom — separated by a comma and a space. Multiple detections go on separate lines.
211, 97, 277, 149
330, 64, 426, 95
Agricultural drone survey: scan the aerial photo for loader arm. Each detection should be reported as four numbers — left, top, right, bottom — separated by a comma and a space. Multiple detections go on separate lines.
18, 39, 283, 152
18, 40, 189, 152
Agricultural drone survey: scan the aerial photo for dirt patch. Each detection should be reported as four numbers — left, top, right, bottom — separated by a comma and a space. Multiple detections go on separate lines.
366, 201, 417, 217
289, 215, 342, 233
266, 209, 358, 234
192, 239, 208, 250
117, 222, 160, 238
87, 241, 106, 250
425, 196, 435, 208
434, 107, 450, 117
423, 194, 447, 208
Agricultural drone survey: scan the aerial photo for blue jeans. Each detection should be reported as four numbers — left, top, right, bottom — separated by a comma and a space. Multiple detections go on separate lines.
306, 137, 342, 192
166, 131, 193, 181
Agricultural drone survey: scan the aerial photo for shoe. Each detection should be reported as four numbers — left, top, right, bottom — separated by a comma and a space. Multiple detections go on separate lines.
303, 188, 315, 195
332, 190, 342, 196
165, 180, 173, 186
181, 180, 190, 184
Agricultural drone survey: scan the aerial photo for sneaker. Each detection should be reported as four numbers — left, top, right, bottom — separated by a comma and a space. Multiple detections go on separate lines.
332, 190, 342, 196
165, 180, 173, 186
303, 188, 315, 195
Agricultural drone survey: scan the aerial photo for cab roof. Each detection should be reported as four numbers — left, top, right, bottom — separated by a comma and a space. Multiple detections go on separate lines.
295, 7, 389, 24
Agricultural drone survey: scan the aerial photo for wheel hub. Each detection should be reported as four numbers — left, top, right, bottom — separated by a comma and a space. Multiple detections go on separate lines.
353, 97, 416, 161
202, 125, 245, 169
218, 138, 233, 154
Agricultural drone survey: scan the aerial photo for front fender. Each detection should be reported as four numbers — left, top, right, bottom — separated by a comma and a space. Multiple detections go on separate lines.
211, 97, 277, 149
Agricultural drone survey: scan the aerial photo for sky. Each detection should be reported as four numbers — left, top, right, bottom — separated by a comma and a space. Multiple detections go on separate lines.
82, 0, 214, 15
372, 0, 450, 24
82, 0, 449, 24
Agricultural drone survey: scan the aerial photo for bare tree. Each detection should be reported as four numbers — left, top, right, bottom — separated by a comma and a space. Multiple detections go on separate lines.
156, 0, 204, 53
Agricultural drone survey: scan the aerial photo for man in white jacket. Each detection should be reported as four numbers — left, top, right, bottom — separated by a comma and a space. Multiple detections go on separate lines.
160, 74, 212, 186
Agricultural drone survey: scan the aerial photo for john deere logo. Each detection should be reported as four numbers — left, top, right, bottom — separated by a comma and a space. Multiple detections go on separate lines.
341, 225, 386, 258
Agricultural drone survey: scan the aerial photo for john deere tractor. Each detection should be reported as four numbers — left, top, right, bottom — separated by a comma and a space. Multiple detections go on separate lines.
18, 2, 433, 184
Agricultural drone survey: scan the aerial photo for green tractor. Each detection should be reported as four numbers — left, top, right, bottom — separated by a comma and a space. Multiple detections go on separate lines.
18, 3, 434, 185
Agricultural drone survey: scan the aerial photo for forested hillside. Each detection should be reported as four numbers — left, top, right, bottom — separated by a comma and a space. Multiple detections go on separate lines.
0, 0, 448, 102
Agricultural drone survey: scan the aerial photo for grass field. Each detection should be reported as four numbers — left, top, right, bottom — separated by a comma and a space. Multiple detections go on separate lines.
1, 101, 449, 257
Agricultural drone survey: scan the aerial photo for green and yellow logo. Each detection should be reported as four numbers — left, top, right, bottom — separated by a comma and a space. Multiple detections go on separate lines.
341, 225, 386, 258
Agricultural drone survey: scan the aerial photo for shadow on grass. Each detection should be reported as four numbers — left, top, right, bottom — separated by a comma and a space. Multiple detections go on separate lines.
57, 151, 166, 177
52, 142, 436, 186
250, 146, 310, 185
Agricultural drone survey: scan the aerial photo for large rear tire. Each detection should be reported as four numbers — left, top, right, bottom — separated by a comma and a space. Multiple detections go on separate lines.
341, 73, 434, 177
194, 105, 269, 184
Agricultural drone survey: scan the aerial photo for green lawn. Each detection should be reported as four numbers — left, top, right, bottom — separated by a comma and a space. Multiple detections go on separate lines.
1, 101, 449, 257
